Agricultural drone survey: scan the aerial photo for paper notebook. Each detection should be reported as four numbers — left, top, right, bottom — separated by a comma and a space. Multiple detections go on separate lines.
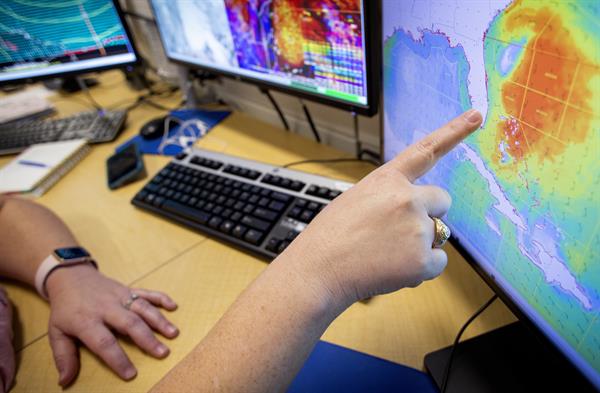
0, 139, 89, 196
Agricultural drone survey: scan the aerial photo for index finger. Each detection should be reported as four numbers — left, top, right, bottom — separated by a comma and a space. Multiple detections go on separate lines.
392, 109, 482, 182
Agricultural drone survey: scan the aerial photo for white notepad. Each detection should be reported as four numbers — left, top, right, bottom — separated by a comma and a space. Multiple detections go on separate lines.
0, 139, 89, 196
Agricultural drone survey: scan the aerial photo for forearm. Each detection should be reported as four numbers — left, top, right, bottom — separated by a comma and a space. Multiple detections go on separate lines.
152, 243, 347, 393
0, 196, 78, 286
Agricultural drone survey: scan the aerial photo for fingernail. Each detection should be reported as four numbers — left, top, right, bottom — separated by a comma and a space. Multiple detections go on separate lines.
156, 344, 169, 357
167, 324, 178, 336
124, 367, 137, 380
464, 109, 482, 124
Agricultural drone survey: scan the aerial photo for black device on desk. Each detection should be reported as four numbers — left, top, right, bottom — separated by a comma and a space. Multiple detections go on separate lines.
107, 143, 146, 190
0, 0, 138, 154
139, 116, 177, 140
381, 1, 599, 391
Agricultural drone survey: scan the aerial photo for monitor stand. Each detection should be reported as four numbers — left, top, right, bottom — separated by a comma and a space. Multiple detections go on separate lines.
424, 322, 596, 393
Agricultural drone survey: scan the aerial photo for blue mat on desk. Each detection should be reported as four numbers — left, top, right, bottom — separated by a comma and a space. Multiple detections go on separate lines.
287, 340, 438, 393
118, 109, 230, 156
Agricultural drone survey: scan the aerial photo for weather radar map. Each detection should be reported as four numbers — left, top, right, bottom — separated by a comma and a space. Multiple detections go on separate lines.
152, 0, 368, 105
383, 0, 599, 385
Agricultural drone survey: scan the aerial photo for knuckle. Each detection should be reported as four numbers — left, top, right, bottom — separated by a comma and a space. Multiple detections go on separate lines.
415, 138, 437, 162
124, 315, 143, 331
96, 333, 117, 349
395, 192, 419, 212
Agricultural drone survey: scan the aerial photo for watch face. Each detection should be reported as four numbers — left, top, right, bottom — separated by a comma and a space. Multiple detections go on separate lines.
55, 247, 90, 260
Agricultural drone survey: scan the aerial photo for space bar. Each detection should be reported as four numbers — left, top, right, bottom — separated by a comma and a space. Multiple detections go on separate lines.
162, 200, 210, 225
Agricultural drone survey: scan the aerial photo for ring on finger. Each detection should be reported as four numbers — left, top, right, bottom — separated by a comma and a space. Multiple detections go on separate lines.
432, 217, 451, 248
122, 292, 140, 310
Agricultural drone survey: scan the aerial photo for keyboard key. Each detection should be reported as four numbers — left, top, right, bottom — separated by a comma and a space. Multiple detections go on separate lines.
230, 211, 243, 222
299, 210, 315, 223
329, 190, 342, 199
232, 224, 247, 238
317, 187, 329, 198
287, 206, 302, 219
134, 190, 148, 202
277, 240, 291, 254
244, 229, 264, 245
248, 195, 260, 204
307, 201, 320, 211
253, 207, 278, 221
241, 215, 271, 231
286, 230, 300, 241
295, 199, 308, 208
271, 191, 292, 202
268, 200, 285, 211
219, 220, 235, 234
208, 216, 223, 229
163, 200, 210, 225
290, 181, 304, 191
266, 237, 281, 252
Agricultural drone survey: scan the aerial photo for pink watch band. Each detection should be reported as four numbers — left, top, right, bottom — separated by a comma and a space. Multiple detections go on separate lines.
34, 254, 96, 300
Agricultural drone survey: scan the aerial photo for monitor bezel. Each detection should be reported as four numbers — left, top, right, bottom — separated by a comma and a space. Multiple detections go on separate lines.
0, 0, 139, 86
379, 118, 598, 389
149, 0, 380, 117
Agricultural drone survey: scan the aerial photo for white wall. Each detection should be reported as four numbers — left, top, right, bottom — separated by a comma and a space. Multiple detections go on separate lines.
120, 0, 381, 155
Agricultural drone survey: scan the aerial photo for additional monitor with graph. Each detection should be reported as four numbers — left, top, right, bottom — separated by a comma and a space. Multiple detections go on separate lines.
150, 0, 377, 115
0, 0, 137, 84
382, 0, 599, 388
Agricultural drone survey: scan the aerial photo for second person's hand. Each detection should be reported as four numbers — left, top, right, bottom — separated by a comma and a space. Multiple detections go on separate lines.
45, 264, 179, 387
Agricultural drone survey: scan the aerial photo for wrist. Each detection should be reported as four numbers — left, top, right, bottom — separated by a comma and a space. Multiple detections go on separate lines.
273, 239, 352, 321
45, 263, 98, 302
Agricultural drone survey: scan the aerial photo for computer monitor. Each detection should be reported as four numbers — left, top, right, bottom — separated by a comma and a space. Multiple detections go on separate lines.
150, 0, 378, 116
382, 0, 599, 389
0, 0, 137, 84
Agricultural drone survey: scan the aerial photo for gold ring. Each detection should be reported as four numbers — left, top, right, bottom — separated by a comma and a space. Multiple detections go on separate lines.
432, 217, 451, 248
123, 292, 140, 310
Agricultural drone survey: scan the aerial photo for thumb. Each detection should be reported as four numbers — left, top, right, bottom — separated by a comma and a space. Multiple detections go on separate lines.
48, 325, 80, 387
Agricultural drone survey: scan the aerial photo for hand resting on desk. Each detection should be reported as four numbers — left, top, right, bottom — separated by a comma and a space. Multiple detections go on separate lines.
0, 196, 179, 389
152, 109, 483, 392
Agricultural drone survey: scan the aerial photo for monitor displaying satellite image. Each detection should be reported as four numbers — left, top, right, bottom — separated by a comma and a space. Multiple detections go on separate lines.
0, 0, 136, 82
383, 0, 599, 387
152, 0, 369, 106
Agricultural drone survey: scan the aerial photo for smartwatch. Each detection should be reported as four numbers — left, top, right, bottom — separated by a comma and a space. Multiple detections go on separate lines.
34, 247, 98, 300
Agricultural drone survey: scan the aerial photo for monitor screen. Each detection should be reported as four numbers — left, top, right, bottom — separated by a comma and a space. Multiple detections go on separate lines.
0, 0, 137, 83
151, 0, 375, 114
382, 0, 599, 388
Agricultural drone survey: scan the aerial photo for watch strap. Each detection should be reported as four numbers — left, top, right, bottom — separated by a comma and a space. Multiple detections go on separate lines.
34, 254, 97, 300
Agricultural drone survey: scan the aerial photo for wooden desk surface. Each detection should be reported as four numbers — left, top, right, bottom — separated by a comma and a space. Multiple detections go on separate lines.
3, 72, 515, 392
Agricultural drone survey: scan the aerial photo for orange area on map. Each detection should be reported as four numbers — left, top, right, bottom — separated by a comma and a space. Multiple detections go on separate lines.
495, 6, 597, 163
274, 0, 304, 67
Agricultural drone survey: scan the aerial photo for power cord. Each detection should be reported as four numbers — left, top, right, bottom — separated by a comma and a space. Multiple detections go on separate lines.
76, 77, 104, 111
282, 157, 379, 169
351, 111, 381, 163
440, 294, 498, 393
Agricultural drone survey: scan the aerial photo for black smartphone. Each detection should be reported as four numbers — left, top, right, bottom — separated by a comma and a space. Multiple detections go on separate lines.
106, 143, 146, 190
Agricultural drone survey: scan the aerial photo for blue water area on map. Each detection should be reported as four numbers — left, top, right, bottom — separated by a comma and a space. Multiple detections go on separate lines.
384, 29, 470, 160
496, 38, 526, 77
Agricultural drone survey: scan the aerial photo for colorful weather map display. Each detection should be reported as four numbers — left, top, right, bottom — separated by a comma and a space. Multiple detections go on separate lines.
383, 0, 599, 386
152, 0, 367, 105
0, 0, 132, 68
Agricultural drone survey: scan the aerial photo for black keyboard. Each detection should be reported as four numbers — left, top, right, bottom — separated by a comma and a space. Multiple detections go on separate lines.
132, 148, 353, 259
0, 109, 127, 155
